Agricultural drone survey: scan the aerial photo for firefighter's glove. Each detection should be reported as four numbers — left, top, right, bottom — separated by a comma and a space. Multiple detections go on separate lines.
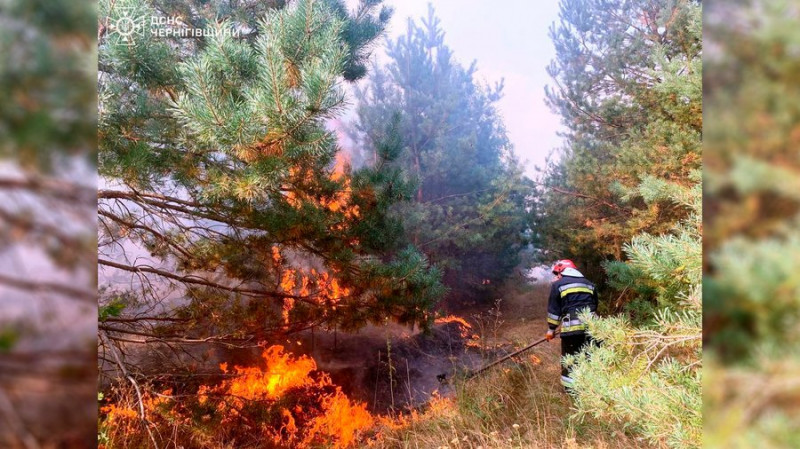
545, 330, 555, 341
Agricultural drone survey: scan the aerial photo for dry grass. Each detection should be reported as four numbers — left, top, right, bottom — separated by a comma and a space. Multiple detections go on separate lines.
369, 357, 648, 449
98, 279, 657, 449
367, 279, 653, 449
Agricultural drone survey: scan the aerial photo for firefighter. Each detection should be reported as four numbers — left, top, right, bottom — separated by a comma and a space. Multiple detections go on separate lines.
544, 259, 598, 390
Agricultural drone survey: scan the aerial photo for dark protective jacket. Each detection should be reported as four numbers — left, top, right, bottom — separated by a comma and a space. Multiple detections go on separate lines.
547, 272, 598, 336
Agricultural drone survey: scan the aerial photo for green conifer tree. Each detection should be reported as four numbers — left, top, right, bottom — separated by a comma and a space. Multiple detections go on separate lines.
538, 0, 701, 289
704, 1, 800, 445
538, 1, 703, 447
569, 174, 702, 448
350, 6, 529, 303
98, 0, 444, 368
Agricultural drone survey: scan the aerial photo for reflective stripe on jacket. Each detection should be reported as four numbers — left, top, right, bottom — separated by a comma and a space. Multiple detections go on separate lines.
547, 275, 598, 336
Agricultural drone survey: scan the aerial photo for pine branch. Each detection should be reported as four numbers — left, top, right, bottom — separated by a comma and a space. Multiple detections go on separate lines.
98, 209, 195, 261
98, 258, 310, 302
0, 176, 95, 204
549, 186, 632, 215
0, 272, 94, 303
99, 324, 252, 344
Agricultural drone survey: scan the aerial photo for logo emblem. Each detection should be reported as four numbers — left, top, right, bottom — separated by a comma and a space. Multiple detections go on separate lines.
109, 7, 146, 45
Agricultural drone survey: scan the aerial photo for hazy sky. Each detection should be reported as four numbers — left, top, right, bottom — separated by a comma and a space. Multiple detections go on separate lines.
349, 0, 564, 177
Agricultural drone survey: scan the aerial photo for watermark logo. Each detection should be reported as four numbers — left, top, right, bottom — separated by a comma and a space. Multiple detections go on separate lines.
109, 10, 240, 46
109, 7, 147, 45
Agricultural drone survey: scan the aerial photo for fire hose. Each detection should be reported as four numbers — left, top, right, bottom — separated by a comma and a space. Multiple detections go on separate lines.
436, 331, 559, 383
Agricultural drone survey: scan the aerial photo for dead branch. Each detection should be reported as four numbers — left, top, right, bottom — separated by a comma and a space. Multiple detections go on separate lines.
104, 335, 159, 449
99, 258, 306, 300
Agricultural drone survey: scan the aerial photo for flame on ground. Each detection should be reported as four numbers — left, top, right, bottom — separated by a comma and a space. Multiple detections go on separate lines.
101, 346, 375, 448
99, 350, 463, 448
434, 315, 472, 329
435, 315, 474, 339
207, 345, 374, 448
99, 316, 492, 448
305, 387, 375, 448
219, 345, 318, 400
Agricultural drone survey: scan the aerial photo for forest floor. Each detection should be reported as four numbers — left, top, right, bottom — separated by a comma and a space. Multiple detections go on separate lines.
368, 275, 655, 449
94, 272, 660, 449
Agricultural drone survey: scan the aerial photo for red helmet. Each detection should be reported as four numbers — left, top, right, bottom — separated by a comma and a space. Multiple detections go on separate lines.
551, 259, 577, 275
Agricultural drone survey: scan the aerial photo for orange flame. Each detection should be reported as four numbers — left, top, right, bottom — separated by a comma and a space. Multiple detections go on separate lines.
323, 152, 360, 219
434, 315, 473, 339
299, 274, 310, 297
318, 271, 351, 308
99, 403, 138, 424
279, 268, 297, 325
101, 336, 486, 448
101, 347, 376, 448
282, 151, 360, 221
303, 387, 375, 448
277, 267, 351, 318
219, 346, 317, 400
331, 151, 349, 181
214, 345, 374, 448
280, 270, 296, 293
434, 315, 472, 329
271, 259, 354, 326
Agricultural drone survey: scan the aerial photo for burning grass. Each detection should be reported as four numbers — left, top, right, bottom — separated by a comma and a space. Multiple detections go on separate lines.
99, 279, 649, 448
99, 338, 650, 448
99, 315, 485, 448
100, 345, 374, 449
434, 315, 473, 336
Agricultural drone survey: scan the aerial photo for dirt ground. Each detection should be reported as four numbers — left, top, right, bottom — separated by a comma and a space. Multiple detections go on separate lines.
132, 273, 565, 416
465, 275, 563, 383
263, 273, 566, 412
324, 273, 568, 410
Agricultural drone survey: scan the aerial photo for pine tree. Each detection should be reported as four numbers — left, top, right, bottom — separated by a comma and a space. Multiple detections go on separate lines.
0, 0, 96, 446
568, 174, 702, 448
538, 1, 703, 447
350, 6, 529, 303
98, 0, 444, 371
703, 1, 800, 445
538, 0, 701, 289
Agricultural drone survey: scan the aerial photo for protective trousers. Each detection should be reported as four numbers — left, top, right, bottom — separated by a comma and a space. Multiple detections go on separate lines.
560, 333, 591, 389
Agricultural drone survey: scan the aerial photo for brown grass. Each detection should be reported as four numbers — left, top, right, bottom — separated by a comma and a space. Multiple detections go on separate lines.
98, 279, 656, 448
367, 279, 653, 449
